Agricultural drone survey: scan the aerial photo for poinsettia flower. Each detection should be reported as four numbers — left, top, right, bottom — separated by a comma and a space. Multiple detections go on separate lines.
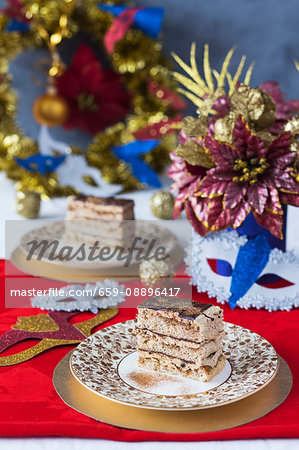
260, 81, 299, 134
194, 115, 299, 238
56, 44, 131, 135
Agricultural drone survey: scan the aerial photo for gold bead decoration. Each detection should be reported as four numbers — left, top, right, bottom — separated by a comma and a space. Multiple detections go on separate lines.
15, 188, 41, 218
150, 190, 174, 220
139, 259, 174, 287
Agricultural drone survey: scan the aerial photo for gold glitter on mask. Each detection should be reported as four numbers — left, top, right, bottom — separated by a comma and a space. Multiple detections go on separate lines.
0, 308, 119, 366
13, 314, 59, 332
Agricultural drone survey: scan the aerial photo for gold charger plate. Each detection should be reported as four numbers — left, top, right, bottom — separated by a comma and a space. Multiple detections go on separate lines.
53, 351, 292, 433
10, 245, 184, 283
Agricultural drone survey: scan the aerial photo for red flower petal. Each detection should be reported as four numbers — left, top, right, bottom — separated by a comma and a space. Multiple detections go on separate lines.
253, 208, 284, 239
260, 81, 285, 104
189, 195, 210, 224
207, 197, 232, 231
224, 181, 247, 210
246, 183, 268, 214
56, 72, 81, 98
212, 95, 230, 116
266, 183, 283, 214
173, 189, 187, 219
185, 200, 208, 236
70, 44, 98, 75
197, 173, 230, 198
280, 100, 299, 117
204, 136, 238, 167
233, 115, 265, 160
230, 201, 251, 228
271, 168, 298, 192
272, 152, 296, 169
266, 132, 291, 162
80, 63, 103, 95
167, 153, 198, 191
280, 192, 299, 207
261, 81, 299, 120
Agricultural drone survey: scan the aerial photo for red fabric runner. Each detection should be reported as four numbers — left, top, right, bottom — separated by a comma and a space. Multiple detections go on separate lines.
0, 259, 298, 441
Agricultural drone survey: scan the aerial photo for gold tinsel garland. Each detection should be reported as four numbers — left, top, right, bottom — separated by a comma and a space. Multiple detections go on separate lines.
0, 0, 182, 197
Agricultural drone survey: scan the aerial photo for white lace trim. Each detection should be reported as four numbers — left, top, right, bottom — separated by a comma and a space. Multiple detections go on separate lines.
30, 279, 126, 313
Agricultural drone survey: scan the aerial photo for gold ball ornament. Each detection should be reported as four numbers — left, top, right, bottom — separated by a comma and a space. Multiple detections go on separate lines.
139, 259, 174, 287
15, 188, 41, 218
33, 93, 69, 127
150, 190, 174, 219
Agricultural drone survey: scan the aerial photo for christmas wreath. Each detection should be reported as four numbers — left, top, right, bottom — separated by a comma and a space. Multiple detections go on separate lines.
0, 0, 184, 205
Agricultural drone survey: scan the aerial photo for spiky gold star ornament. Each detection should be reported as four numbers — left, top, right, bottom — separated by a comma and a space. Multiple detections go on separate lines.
0, 0, 184, 197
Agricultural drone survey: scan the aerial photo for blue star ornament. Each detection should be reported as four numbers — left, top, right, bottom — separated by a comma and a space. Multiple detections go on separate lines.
99, 5, 164, 39
112, 140, 161, 188
6, 19, 30, 32
15, 154, 66, 176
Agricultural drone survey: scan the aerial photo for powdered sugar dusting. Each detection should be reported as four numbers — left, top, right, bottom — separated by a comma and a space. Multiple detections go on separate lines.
118, 351, 231, 396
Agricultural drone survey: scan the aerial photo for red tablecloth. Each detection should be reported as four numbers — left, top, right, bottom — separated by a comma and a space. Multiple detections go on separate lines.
0, 259, 299, 441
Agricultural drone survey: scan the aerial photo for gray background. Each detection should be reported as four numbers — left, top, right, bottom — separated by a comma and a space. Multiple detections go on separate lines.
139, 0, 299, 100
3, 0, 299, 147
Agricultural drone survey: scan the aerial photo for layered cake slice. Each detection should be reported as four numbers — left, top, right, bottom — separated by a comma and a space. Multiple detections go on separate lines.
135, 296, 225, 382
66, 195, 135, 221
64, 195, 135, 247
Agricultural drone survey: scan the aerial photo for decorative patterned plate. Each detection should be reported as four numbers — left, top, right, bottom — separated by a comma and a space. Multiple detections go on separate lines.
70, 320, 279, 411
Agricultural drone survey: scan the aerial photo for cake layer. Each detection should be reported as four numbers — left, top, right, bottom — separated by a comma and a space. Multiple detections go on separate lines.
137, 297, 222, 321
62, 233, 127, 249
136, 308, 224, 343
63, 224, 135, 248
135, 328, 223, 367
137, 353, 226, 382
67, 195, 135, 220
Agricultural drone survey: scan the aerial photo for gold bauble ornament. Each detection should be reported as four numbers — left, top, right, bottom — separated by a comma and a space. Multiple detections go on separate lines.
150, 190, 174, 219
33, 93, 69, 127
139, 259, 174, 287
15, 188, 41, 218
